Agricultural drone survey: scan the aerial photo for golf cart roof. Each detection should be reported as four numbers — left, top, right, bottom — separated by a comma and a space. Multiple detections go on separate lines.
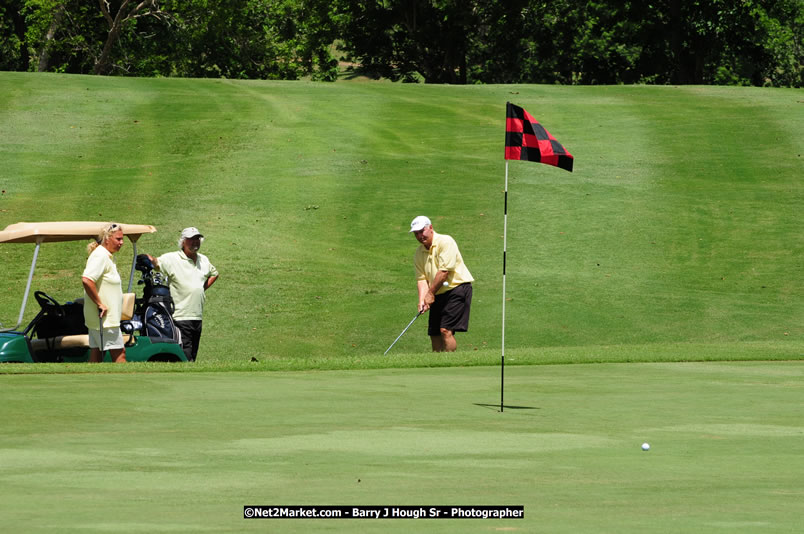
0, 221, 159, 332
0, 222, 156, 244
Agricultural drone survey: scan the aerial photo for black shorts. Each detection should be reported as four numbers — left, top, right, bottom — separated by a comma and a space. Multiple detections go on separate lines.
428, 283, 472, 336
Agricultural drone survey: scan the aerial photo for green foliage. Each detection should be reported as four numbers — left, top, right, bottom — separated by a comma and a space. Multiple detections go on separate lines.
22, 0, 103, 74
3, 0, 339, 80
2, 0, 801, 85
0, 0, 26, 71
144, 0, 339, 80
334, 0, 478, 83
755, 0, 804, 87
337, 0, 803, 86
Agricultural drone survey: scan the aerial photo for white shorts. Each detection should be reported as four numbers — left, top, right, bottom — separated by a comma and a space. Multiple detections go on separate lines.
88, 328, 124, 350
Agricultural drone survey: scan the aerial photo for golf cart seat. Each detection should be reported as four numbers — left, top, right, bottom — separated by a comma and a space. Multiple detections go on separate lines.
75, 292, 135, 322
30, 293, 136, 354
30, 332, 135, 353
71, 294, 135, 318
121, 293, 135, 321
35, 293, 135, 326
31, 334, 91, 352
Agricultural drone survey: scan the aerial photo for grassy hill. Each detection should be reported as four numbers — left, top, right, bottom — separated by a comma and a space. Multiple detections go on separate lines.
1, 74, 802, 533
1, 73, 802, 365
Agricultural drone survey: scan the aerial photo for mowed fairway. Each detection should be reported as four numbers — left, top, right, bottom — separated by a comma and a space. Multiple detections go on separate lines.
1, 73, 802, 361
1, 362, 803, 533
1, 73, 803, 532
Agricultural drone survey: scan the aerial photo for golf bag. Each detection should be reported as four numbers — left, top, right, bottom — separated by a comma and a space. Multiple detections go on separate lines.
133, 254, 182, 345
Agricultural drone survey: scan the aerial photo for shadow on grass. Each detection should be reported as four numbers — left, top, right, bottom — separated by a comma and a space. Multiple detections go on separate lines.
474, 403, 539, 412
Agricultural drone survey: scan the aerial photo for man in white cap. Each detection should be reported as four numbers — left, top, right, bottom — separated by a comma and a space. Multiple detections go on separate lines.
410, 216, 474, 352
148, 227, 218, 361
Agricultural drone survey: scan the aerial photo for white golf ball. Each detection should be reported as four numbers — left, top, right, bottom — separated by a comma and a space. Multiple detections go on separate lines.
641, 442, 650, 451
442, 281, 449, 286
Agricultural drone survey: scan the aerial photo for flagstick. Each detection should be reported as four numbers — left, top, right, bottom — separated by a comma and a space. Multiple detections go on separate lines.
502, 102, 573, 413
501, 161, 509, 413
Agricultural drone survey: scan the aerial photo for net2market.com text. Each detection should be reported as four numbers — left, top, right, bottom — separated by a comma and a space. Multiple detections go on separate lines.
244, 505, 524, 519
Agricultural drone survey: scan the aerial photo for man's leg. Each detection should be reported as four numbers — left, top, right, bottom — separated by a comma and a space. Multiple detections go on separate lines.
437, 283, 471, 353
429, 301, 445, 352
189, 322, 203, 361
440, 328, 457, 352
175, 321, 195, 361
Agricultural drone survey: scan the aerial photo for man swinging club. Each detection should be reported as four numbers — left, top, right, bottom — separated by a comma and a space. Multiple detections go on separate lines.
410, 216, 474, 352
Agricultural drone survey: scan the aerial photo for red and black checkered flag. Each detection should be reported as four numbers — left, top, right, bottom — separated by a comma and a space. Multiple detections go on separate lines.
505, 102, 573, 172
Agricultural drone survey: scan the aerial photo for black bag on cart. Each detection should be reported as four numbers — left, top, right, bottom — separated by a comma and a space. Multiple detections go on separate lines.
132, 254, 182, 345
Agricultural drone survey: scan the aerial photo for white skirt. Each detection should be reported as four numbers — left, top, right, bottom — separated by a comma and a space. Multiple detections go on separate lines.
88, 328, 124, 350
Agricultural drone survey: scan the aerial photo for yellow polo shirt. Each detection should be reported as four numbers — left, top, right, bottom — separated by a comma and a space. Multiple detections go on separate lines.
157, 250, 218, 321
82, 245, 123, 328
414, 231, 474, 295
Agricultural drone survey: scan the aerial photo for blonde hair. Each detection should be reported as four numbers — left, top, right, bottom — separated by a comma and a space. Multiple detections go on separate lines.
87, 223, 122, 254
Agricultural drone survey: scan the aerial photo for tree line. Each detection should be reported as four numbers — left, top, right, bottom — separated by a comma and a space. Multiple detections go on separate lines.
1, 1, 801, 87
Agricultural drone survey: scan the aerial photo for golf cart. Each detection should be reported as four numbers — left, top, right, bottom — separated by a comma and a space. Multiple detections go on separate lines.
0, 222, 186, 363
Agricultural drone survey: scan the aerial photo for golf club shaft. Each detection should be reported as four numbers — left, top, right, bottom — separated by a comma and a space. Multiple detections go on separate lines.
98, 309, 104, 357
383, 311, 423, 356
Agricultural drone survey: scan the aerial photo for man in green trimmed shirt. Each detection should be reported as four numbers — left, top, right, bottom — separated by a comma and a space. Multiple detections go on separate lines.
411, 216, 474, 352
149, 227, 218, 361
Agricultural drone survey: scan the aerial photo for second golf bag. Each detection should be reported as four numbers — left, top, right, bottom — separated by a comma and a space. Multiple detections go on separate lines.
132, 254, 182, 344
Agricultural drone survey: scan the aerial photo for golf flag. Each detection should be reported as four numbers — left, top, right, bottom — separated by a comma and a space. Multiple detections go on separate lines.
505, 102, 573, 172
499, 103, 574, 412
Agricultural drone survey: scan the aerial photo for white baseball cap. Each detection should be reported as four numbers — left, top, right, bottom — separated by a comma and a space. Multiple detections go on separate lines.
409, 216, 431, 232
181, 227, 204, 239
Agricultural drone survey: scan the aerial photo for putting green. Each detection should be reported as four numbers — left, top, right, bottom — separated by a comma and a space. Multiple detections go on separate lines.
1, 362, 802, 532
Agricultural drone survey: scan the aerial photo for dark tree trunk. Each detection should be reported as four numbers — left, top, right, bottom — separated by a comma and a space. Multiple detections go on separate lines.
37, 4, 66, 72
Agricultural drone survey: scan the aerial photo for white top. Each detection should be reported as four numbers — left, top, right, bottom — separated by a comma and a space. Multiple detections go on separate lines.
157, 250, 218, 320
82, 245, 123, 328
